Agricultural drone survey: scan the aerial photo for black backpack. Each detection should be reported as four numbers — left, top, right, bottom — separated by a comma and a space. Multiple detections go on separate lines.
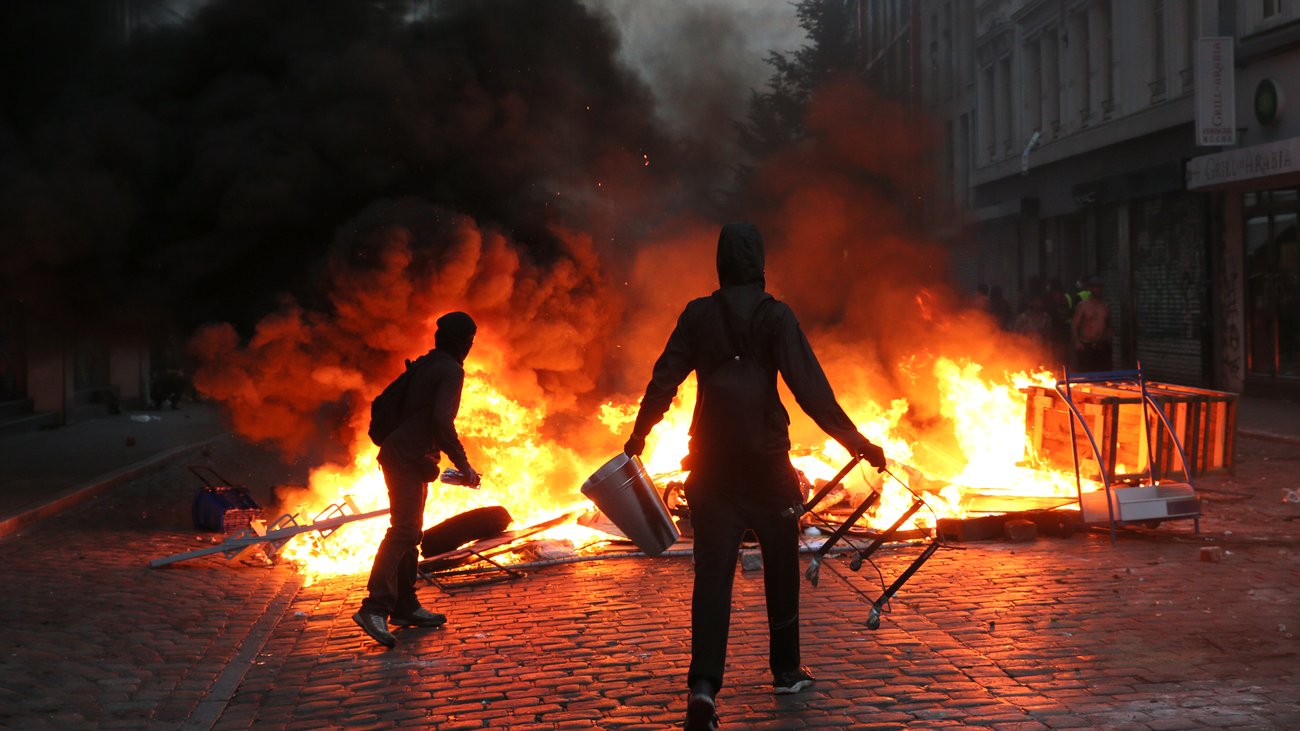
691, 293, 776, 456
368, 356, 424, 447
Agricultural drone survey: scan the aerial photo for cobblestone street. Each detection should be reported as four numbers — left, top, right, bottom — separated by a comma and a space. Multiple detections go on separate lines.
1, 433, 1298, 730
7, 2, 1300, 730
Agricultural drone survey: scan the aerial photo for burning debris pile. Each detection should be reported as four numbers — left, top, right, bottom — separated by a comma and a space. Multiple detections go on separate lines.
157, 357, 1104, 581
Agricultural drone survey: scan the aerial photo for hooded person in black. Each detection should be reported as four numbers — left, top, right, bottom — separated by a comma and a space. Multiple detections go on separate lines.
624, 222, 887, 729
353, 311, 481, 648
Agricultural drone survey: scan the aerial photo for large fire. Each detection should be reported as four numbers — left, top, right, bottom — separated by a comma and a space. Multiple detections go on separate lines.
275, 335, 1096, 585
179, 70, 1100, 585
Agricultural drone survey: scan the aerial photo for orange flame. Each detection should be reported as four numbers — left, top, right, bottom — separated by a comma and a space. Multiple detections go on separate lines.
277, 338, 611, 584
277, 342, 1095, 584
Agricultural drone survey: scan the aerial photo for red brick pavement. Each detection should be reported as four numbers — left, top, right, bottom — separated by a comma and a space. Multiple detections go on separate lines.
1, 436, 1298, 730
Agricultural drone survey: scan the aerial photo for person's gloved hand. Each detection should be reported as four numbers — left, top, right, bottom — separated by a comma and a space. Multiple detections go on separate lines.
623, 434, 646, 458
857, 439, 887, 473
461, 465, 481, 488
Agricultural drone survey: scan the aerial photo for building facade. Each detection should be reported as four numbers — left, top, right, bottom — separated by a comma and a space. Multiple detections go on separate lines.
0, 0, 198, 429
1186, 3, 1300, 397
903, 0, 1300, 399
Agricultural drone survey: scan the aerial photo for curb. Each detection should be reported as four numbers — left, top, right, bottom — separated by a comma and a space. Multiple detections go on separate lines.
1238, 429, 1300, 448
0, 433, 232, 540
180, 574, 303, 731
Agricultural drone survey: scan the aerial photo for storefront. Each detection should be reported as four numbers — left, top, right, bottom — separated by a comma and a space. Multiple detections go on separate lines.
1188, 136, 1300, 397
1244, 186, 1299, 381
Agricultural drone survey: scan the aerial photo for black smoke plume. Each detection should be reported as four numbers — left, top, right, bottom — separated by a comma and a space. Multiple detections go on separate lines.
4, 0, 1037, 484
0, 0, 721, 336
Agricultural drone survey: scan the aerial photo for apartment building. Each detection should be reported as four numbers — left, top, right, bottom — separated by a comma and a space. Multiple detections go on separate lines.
908, 0, 1299, 398
1186, 2, 1300, 397
0, 0, 196, 429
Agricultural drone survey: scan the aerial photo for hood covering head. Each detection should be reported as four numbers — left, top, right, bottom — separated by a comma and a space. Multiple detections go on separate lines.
716, 221, 765, 288
434, 311, 477, 362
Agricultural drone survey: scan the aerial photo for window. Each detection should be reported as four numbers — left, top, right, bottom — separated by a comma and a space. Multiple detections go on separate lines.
944, 2, 954, 99
982, 64, 996, 160
944, 119, 955, 212
1152, 0, 1168, 101
1092, 0, 1114, 116
958, 113, 971, 204
1070, 9, 1091, 124
1025, 39, 1043, 133
1000, 56, 1014, 154
1042, 29, 1061, 134
1181, 0, 1199, 91
1244, 188, 1300, 379
1240, 0, 1299, 35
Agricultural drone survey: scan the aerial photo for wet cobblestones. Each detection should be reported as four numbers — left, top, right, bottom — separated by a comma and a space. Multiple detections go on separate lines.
0, 435, 1297, 729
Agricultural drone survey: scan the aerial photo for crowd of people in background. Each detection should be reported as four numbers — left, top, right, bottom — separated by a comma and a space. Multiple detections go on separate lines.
975, 274, 1112, 373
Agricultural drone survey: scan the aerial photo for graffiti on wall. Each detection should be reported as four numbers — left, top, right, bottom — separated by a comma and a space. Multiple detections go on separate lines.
1217, 216, 1245, 392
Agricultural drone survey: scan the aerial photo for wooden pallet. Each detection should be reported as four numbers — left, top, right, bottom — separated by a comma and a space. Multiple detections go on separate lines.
1024, 381, 1237, 482
1140, 382, 1237, 476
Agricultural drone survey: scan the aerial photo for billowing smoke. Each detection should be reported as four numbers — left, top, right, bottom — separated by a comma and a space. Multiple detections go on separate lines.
4, 0, 1041, 490
619, 78, 1037, 468
192, 200, 621, 470
156, 0, 723, 466
588, 0, 805, 154
0, 0, 709, 333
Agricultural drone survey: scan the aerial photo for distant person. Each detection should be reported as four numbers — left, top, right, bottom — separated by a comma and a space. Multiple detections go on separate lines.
1014, 293, 1054, 349
623, 222, 887, 731
1045, 277, 1073, 363
1017, 275, 1044, 315
1072, 278, 1112, 372
988, 285, 1013, 329
353, 311, 482, 648
1074, 275, 1094, 305
1045, 277, 1072, 321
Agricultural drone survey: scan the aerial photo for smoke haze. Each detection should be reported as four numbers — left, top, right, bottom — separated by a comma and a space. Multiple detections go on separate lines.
2, 0, 1039, 481
0, 0, 705, 332
588, 0, 805, 150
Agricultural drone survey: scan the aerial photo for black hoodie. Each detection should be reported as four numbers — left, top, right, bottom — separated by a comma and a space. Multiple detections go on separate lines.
630, 222, 869, 466
379, 312, 476, 473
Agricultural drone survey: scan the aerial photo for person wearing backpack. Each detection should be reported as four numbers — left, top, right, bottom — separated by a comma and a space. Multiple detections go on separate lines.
622, 222, 888, 731
352, 311, 482, 648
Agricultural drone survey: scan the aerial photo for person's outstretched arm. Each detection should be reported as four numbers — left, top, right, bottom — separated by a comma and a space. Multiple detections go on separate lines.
625, 311, 694, 456
430, 361, 475, 481
772, 306, 886, 470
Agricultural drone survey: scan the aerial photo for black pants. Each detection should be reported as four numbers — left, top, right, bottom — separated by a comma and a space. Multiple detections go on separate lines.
684, 456, 803, 693
361, 454, 429, 616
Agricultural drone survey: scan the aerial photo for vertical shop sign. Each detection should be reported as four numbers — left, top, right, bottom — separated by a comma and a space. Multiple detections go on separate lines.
1196, 37, 1236, 146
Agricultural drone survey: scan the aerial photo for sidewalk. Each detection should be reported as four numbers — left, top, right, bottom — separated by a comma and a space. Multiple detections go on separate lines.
1236, 395, 1300, 445
0, 402, 232, 538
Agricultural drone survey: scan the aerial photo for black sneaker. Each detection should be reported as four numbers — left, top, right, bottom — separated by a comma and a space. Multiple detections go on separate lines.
772, 666, 815, 695
352, 609, 396, 648
389, 607, 447, 628
684, 690, 718, 730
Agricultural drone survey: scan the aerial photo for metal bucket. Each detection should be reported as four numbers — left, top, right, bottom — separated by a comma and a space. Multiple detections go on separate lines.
580, 453, 679, 556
